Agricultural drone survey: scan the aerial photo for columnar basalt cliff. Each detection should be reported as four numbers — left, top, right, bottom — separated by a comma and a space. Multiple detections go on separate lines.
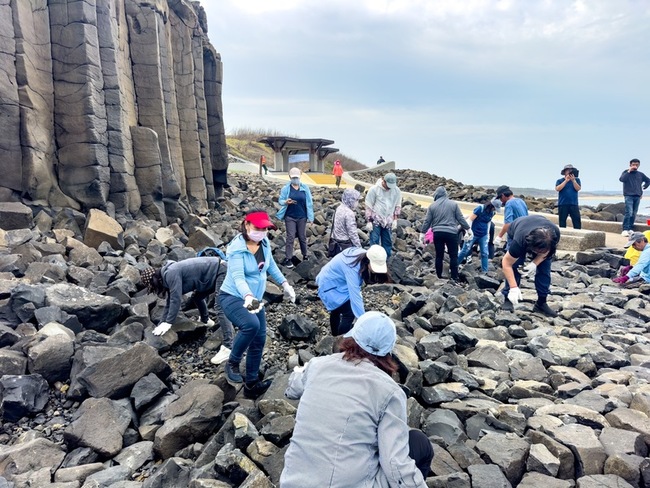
0, 0, 227, 223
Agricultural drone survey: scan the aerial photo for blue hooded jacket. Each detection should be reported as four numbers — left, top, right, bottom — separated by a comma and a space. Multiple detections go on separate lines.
277, 182, 315, 221
315, 247, 366, 318
220, 234, 286, 300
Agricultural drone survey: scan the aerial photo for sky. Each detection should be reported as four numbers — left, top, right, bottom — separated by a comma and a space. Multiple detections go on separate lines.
201, 0, 650, 191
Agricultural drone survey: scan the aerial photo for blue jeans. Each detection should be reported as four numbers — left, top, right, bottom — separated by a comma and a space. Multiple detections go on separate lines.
458, 234, 489, 272
219, 292, 266, 384
501, 255, 552, 300
369, 224, 393, 257
623, 195, 641, 231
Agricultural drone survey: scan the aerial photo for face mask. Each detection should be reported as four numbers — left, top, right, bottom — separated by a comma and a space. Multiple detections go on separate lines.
291, 178, 300, 185
248, 229, 267, 242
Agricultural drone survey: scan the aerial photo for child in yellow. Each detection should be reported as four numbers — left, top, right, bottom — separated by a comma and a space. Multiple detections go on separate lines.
625, 230, 650, 265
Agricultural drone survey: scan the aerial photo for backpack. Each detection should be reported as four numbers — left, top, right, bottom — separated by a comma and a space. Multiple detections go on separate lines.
197, 247, 227, 261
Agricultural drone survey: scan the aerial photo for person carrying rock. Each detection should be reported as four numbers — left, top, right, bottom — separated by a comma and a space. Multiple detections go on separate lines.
555, 164, 582, 229
613, 232, 650, 286
619, 158, 650, 237
315, 245, 390, 336
277, 167, 314, 268
500, 215, 561, 317
458, 196, 501, 273
365, 172, 402, 258
493, 185, 528, 248
280, 311, 432, 488
420, 186, 471, 282
141, 258, 234, 345
332, 159, 344, 188
220, 209, 296, 399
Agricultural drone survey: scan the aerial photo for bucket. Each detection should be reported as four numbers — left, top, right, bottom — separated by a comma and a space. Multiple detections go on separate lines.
647, 219, 650, 225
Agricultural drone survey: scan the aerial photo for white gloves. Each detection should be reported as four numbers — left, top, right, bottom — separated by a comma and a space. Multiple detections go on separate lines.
465, 229, 474, 241
293, 365, 305, 373
522, 262, 537, 278
391, 220, 398, 230
153, 322, 172, 336
507, 287, 523, 306
244, 295, 263, 314
205, 318, 215, 327
494, 236, 503, 247
364, 222, 374, 232
282, 281, 296, 303
419, 233, 425, 244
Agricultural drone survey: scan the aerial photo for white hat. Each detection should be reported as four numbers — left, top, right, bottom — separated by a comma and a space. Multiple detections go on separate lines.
344, 311, 396, 356
289, 168, 301, 178
366, 245, 388, 274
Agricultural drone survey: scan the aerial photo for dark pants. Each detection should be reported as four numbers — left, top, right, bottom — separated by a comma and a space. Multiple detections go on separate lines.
624, 195, 641, 231
220, 292, 267, 384
501, 255, 552, 300
191, 290, 211, 323
558, 205, 582, 229
409, 429, 434, 479
369, 224, 393, 257
329, 300, 355, 336
433, 230, 459, 280
285, 217, 308, 260
335, 176, 341, 187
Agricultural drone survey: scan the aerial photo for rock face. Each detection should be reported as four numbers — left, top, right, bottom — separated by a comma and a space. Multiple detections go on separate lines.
0, 0, 227, 219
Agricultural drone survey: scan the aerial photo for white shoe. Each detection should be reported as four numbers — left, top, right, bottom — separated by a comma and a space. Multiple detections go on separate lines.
210, 345, 231, 365
621, 230, 630, 237
152, 322, 172, 336
205, 318, 215, 327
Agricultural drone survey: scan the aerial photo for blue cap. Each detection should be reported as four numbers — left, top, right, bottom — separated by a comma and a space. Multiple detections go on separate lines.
344, 311, 396, 357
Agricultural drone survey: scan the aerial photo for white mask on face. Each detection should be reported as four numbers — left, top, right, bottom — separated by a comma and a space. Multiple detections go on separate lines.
290, 177, 300, 185
248, 229, 267, 242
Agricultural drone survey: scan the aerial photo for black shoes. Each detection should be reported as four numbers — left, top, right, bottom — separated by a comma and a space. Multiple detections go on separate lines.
281, 259, 294, 269
533, 302, 558, 318
244, 379, 272, 399
225, 360, 243, 383
501, 298, 514, 312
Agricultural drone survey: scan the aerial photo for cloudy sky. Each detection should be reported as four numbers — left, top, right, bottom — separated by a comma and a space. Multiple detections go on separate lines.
202, 0, 649, 191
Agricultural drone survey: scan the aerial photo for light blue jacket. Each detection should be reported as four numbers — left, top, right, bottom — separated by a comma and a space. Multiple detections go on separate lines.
277, 182, 315, 221
220, 234, 286, 300
315, 247, 365, 318
628, 244, 650, 283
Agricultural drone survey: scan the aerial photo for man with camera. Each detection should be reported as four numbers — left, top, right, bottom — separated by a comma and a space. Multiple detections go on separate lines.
619, 158, 650, 237
555, 164, 582, 229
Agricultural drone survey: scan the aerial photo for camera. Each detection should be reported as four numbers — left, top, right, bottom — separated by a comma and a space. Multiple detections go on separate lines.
570, 168, 579, 178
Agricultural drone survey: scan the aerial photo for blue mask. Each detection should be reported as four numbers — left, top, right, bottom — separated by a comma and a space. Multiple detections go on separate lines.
291, 178, 300, 185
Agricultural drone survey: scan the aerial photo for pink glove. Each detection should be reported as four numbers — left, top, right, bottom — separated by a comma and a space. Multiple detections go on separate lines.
612, 275, 630, 284
424, 228, 434, 244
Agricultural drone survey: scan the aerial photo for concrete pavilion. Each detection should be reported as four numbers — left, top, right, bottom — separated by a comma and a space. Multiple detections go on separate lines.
258, 136, 339, 173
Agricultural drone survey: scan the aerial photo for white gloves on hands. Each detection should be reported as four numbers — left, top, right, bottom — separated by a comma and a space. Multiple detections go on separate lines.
364, 222, 374, 232
494, 236, 503, 247
293, 365, 305, 373
243, 295, 263, 313
282, 282, 296, 303
465, 229, 474, 241
507, 287, 523, 306
522, 262, 537, 278
391, 220, 398, 230
153, 322, 172, 336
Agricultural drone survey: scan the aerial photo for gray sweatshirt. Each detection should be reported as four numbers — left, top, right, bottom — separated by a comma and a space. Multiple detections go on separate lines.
421, 186, 469, 235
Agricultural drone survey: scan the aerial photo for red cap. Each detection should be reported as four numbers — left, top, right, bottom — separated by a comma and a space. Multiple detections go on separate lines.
245, 211, 277, 230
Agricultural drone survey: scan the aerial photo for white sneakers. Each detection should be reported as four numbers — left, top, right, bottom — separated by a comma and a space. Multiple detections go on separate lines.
621, 230, 630, 237
210, 345, 231, 365
205, 318, 215, 327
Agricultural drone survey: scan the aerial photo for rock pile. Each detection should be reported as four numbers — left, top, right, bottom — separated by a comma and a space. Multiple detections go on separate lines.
353, 169, 632, 223
1, 174, 649, 488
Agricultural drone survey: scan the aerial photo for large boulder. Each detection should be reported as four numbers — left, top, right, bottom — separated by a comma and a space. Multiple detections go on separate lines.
0, 438, 66, 482
44, 283, 122, 332
0, 374, 49, 422
0, 202, 33, 230
84, 208, 124, 250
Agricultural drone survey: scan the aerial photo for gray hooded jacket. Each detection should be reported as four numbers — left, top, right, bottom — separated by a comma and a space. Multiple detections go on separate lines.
421, 186, 469, 235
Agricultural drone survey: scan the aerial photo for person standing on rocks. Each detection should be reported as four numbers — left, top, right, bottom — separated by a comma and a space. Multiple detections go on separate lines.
315, 245, 390, 336
141, 258, 234, 344
330, 188, 362, 253
377, 155, 385, 165
277, 167, 314, 268
458, 197, 500, 273
500, 215, 561, 317
365, 172, 402, 258
613, 232, 650, 286
220, 210, 296, 399
619, 158, 650, 237
494, 185, 528, 248
332, 159, 344, 188
420, 186, 471, 282
281, 311, 432, 488
555, 164, 582, 229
